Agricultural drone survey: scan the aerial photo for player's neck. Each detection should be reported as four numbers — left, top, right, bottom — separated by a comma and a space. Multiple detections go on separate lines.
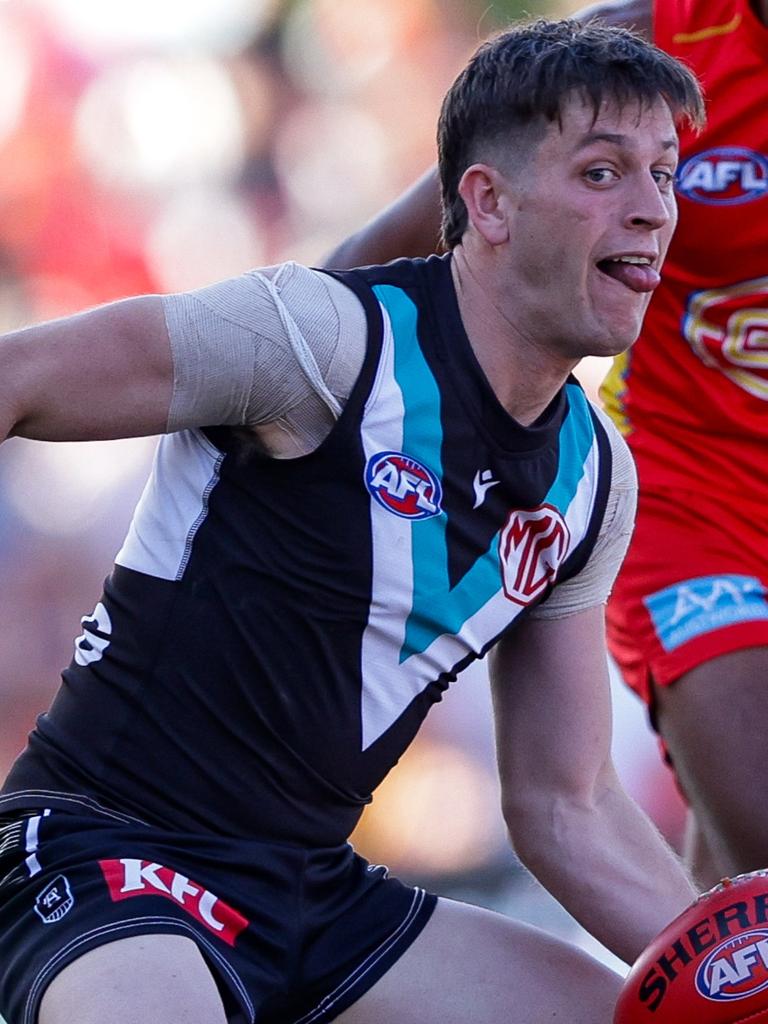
750, 0, 768, 26
449, 247, 574, 426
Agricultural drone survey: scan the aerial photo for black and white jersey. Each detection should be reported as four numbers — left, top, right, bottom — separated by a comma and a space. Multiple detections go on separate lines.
2, 255, 611, 845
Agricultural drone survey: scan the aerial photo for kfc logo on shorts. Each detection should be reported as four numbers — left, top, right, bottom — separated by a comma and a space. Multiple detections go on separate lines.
499, 504, 570, 605
100, 859, 249, 946
365, 450, 442, 520
677, 147, 768, 205
696, 930, 768, 1002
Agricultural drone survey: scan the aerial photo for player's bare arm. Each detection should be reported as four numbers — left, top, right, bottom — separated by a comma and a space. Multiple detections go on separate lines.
0, 296, 173, 444
577, 0, 651, 37
490, 605, 696, 965
323, 0, 652, 272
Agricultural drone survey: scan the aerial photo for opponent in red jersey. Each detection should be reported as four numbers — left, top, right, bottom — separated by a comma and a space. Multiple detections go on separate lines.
600, 0, 768, 888
325, 0, 768, 888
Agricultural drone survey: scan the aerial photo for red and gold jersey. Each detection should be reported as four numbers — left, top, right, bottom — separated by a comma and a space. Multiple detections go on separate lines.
600, 0, 768, 500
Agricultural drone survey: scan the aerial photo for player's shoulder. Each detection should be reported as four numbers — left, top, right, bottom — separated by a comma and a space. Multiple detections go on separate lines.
574, 0, 652, 38
589, 398, 637, 493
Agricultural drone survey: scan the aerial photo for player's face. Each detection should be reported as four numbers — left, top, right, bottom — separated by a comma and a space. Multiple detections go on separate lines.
497, 92, 679, 360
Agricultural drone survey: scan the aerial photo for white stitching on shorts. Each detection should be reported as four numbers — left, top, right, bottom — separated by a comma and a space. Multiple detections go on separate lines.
290, 887, 427, 1024
23, 915, 254, 1024
0, 792, 149, 826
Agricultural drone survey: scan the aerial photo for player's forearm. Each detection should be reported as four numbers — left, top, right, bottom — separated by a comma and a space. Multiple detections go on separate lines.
506, 768, 696, 965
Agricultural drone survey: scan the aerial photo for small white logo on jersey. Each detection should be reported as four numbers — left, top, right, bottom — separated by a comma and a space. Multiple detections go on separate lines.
74, 601, 112, 666
472, 469, 500, 509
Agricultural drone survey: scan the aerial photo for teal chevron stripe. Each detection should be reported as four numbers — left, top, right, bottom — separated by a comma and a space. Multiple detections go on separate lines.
373, 286, 595, 662
545, 383, 595, 508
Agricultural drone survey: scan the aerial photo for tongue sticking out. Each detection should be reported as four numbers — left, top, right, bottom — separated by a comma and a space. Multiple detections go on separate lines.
598, 259, 660, 293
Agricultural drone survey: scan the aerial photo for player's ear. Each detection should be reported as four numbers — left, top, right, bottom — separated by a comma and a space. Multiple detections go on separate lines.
457, 163, 511, 245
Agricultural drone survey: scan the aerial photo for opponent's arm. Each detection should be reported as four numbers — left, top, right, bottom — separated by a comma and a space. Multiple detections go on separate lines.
0, 296, 173, 444
322, 166, 443, 269
322, 0, 651, 271
490, 605, 695, 966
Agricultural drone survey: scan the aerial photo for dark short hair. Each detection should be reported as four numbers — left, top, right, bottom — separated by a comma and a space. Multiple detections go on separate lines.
437, 18, 705, 249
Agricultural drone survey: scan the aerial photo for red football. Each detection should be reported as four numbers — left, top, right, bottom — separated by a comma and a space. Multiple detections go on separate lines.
615, 871, 768, 1023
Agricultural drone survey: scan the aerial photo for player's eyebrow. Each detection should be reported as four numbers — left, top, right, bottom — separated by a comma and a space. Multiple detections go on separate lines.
576, 131, 679, 152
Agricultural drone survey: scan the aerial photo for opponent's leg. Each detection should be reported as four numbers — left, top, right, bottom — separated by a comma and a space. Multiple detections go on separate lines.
38, 934, 228, 1024
337, 896, 622, 1024
654, 646, 768, 883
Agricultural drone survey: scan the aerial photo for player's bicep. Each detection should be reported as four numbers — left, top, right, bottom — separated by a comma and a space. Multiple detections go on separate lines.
2, 295, 173, 443
490, 605, 615, 815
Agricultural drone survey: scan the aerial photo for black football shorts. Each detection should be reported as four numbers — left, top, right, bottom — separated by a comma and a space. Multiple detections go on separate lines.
0, 803, 436, 1024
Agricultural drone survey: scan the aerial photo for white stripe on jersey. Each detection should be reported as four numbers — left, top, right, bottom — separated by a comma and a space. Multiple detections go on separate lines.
115, 429, 223, 581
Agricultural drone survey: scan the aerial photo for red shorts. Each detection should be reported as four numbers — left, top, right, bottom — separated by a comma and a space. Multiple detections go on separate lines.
606, 487, 768, 709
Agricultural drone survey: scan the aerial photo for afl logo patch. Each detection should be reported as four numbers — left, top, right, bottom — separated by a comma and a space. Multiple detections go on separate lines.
677, 147, 768, 205
695, 929, 768, 1002
499, 504, 570, 605
365, 450, 442, 520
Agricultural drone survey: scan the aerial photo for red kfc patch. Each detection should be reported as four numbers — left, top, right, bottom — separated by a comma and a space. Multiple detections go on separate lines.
100, 859, 249, 946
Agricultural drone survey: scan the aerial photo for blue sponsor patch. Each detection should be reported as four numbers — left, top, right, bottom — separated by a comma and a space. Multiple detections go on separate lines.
644, 574, 768, 652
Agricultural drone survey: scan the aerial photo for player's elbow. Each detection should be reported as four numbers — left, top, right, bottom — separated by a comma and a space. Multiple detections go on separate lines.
500, 767, 616, 870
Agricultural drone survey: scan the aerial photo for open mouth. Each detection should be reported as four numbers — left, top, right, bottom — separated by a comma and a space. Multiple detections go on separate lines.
596, 255, 660, 294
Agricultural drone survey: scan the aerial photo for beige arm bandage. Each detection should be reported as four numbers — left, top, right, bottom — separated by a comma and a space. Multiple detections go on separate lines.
162, 261, 366, 458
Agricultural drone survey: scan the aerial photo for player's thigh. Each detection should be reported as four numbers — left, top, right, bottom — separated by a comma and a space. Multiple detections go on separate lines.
38, 933, 228, 1024
655, 646, 768, 873
336, 896, 622, 1024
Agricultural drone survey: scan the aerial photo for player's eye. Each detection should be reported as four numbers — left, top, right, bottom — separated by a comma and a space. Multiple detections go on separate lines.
584, 167, 619, 185
651, 168, 676, 189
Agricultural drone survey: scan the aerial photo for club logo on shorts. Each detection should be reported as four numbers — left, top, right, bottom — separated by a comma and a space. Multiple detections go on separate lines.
365, 450, 442, 520
677, 147, 768, 205
99, 859, 249, 946
696, 929, 768, 1001
35, 875, 74, 924
499, 504, 570, 605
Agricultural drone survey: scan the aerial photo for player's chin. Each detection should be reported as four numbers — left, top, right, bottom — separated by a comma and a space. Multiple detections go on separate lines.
589, 294, 650, 353
615, 870, 768, 1024
584, 319, 642, 359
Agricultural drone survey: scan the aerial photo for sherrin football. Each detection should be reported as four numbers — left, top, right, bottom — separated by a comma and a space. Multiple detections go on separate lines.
614, 870, 768, 1023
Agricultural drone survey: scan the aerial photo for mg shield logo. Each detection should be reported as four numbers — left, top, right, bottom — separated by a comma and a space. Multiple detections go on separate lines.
499, 504, 570, 605
677, 147, 768, 205
696, 930, 768, 1002
365, 450, 442, 520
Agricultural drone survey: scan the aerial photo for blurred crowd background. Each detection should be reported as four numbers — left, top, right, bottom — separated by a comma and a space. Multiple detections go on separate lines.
0, 0, 686, 970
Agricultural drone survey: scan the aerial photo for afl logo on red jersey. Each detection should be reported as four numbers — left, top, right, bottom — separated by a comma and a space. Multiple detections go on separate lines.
365, 450, 443, 520
677, 147, 768, 205
499, 504, 570, 605
695, 930, 768, 1002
